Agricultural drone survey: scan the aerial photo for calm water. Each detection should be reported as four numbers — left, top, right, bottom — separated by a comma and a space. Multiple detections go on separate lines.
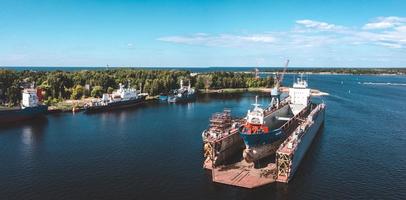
1, 75, 405, 200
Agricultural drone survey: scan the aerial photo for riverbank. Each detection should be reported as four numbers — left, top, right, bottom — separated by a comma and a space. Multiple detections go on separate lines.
48, 96, 159, 113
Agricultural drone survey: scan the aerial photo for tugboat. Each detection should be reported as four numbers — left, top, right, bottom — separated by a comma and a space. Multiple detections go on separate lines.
168, 80, 196, 103
202, 109, 245, 168
0, 87, 48, 124
84, 83, 147, 113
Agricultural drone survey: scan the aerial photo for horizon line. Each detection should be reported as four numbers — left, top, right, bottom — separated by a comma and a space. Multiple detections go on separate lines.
2, 66, 406, 69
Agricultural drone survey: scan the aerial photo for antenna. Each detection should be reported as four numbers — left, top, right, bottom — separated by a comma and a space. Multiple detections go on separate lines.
252, 95, 261, 108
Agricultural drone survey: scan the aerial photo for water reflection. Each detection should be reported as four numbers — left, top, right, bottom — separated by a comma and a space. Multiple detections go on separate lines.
19, 117, 48, 146
16, 117, 49, 162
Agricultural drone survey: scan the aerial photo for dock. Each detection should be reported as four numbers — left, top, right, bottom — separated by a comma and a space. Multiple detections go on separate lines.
210, 160, 277, 188
202, 72, 326, 188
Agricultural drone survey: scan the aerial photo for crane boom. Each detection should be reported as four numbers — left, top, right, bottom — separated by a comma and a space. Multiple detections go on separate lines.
276, 59, 289, 88
270, 59, 289, 109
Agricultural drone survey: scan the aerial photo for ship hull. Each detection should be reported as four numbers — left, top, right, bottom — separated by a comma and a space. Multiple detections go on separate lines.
239, 104, 292, 147
242, 139, 285, 163
84, 96, 146, 114
240, 105, 309, 163
239, 128, 284, 147
288, 105, 325, 181
0, 105, 48, 124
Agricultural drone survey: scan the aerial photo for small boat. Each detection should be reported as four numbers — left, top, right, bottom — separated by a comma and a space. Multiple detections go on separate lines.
159, 93, 168, 101
168, 80, 196, 103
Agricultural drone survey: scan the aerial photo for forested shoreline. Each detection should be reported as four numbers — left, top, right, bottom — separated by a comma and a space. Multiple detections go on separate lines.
0, 69, 273, 106
1, 67, 405, 106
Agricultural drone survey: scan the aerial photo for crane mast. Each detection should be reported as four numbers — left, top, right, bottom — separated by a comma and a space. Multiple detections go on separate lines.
270, 59, 289, 108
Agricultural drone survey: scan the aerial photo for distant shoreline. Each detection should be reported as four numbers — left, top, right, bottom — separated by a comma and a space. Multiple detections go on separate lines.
1, 66, 405, 75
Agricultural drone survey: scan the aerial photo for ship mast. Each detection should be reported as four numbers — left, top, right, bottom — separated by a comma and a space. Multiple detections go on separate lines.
252, 95, 261, 109
270, 59, 289, 108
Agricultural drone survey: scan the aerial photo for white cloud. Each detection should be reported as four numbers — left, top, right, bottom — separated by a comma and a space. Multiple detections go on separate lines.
158, 16, 406, 49
295, 19, 345, 31
127, 43, 135, 49
158, 33, 276, 47
354, 25, 406, 48
362, 16, 406, 30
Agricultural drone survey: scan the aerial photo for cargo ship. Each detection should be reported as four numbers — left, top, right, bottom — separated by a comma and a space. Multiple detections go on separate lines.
168, 80, 196, 103
84, 83, 147, 113
240, 74, 325, 163
201, 109, 245, 167
0, 88, 48, 124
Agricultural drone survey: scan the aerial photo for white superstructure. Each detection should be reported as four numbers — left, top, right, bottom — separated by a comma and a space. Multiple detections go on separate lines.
21, 89, 39, 108
289, 74, 311, 115
246, 96, 265, 125
111, 83, 140, 101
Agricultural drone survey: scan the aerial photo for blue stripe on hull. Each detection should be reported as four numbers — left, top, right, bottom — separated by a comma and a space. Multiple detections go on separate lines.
239, 128, 284, 147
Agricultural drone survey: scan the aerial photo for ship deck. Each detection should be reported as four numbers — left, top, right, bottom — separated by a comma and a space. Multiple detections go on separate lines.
206, 159, 277, 188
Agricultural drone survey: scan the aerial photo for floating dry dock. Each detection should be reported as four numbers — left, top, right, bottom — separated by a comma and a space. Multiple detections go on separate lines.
276, 103, 325, 183
204, 103, 325, 188
203, 74, 326, 188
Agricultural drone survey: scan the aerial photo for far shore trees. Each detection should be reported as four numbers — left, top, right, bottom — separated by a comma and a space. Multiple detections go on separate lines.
2, 67, 403, 106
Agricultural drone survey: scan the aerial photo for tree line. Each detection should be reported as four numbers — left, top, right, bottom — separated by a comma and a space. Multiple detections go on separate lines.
0, 69, 273, 106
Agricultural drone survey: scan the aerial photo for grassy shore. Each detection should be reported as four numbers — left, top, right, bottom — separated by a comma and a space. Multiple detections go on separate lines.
48, 96, 159, 112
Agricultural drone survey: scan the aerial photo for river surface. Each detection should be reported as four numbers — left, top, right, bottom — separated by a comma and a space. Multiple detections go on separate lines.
1, 75, 405, 200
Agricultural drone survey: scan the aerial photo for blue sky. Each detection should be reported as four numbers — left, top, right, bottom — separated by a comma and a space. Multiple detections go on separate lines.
1, 0, 406, 67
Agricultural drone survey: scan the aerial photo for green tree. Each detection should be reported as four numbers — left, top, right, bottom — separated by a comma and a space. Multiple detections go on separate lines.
91, 86, 104, 98
195, 76, 205, 89
143, 80, 152, 95
71, 85, 84, 100
6, 85, 20, 106
107, 87, 114, 94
